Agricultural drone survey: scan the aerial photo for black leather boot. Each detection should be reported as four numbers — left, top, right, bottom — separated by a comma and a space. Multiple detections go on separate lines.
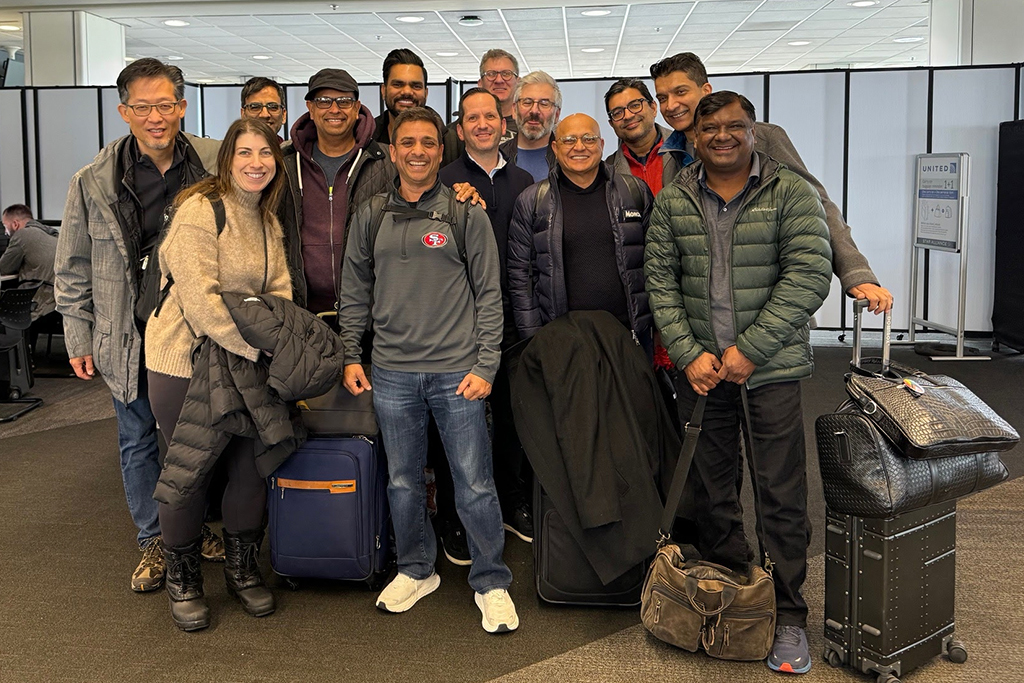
223, 529, 275, 617
163, 537, 210, 632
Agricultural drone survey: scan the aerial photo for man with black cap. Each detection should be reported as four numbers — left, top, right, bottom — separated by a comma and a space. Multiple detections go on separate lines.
279, 68, 396, 316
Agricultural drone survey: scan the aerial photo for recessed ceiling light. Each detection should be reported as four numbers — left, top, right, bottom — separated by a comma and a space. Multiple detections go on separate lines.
396, 16, 424, 23
436, 51, 459, 57
252, 55, 272, 60
197, 78, 215, 83
788, 40, 811, 46
124, 57, 135, 62
163, 20, 190, 27
459, 15, 484, 27
847, 1, 878, 6
581, 71, 603, 76
0, 24, 21, 32
893, 36, 924, 43
166, 55, 184, 61
581, 9, 612, 17
581, 47, 605, 53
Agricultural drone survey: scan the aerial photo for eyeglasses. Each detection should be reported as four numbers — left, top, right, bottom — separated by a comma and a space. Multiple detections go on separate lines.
243, 102, 284, 113
556, 134, 601, 148
123, 101, 181, 117
481, 69, 518, 81
516, 97, 557, 111
608, 98, 648, 122
312, 96, 357, 110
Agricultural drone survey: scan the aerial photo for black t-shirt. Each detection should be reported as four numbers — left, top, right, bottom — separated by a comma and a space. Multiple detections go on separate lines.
312, 144, 354, 189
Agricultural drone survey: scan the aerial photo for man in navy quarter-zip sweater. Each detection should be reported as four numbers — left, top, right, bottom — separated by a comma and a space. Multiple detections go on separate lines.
439, 88, 535, 554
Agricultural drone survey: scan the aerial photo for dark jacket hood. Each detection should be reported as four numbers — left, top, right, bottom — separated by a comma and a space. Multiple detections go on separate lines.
289, 103, 377, 162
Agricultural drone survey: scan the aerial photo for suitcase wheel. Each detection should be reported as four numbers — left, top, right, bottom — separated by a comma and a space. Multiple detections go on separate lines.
946, 640, 968, 664
824, 648, 843, 668
876, 675, 900, 683
365, 570, 389, 592
283, 577, 301, 591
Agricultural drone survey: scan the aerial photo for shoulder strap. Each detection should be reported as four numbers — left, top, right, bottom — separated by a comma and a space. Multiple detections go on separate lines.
533, 179, 550, 217
210, 196, 226, 236
366, 194, 389, 277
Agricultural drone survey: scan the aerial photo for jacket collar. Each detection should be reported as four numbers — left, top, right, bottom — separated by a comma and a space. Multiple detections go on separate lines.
390, 177, 444, 207
660, 128, 694, 166
677, 151, 781, 195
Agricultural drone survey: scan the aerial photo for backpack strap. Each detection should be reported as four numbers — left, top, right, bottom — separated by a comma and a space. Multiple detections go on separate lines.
154, 194, 226, 318
366, 194, 390, 279
620, 172, 645, 211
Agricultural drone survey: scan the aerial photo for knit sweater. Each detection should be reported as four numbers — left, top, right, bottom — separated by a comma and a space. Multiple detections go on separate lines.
146, 180, 293, 379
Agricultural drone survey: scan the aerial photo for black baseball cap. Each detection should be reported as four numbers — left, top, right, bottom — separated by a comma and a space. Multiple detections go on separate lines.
305, 68, 359, 100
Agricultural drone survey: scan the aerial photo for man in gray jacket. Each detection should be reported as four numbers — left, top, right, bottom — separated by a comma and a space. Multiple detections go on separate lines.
339, 107, 518, 634
650, 52, 893, 314
1, 204, 58, 320
55, 58, 221, 594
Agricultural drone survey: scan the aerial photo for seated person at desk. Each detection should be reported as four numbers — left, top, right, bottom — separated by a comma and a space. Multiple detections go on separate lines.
1, 204, 59, 320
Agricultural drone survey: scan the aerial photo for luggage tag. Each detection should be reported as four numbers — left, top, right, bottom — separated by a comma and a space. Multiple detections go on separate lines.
903, 377, 925, 397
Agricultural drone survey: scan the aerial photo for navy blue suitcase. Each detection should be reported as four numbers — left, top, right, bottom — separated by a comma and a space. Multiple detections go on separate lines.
268, 436, 390, 586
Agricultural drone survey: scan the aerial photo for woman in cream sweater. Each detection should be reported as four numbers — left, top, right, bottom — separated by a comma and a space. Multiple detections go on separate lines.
145, 118, 292, 632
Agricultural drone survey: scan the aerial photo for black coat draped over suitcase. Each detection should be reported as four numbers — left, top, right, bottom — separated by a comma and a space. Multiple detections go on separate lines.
510, 310, 680, 584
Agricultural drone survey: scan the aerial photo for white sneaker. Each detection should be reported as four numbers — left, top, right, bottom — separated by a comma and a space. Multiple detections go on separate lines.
376, 572, 441, 613
474, 588, 519, 633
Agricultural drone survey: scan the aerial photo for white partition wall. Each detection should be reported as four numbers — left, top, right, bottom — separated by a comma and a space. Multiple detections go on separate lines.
559, 79, 620, 149
202, 86, 243, 141
183, 84, 201, 137
36, 89, 101, 220
101, 87, 129, 146
768, 72, 848, 328
714, 75, 765, 117
847, 70, 930, 331
0, 91, 27, 210
929, 67, 1016, 333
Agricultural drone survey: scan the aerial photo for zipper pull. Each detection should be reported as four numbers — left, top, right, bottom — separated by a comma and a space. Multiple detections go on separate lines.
631, 329, 640, 346
654, 597, 662, 623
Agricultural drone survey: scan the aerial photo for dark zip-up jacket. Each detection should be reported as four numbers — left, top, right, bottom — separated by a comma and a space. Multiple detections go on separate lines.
279, 105, 395, 312
644, 152, 833, 389
153, 292, 345, 508
507, 163, 654, 341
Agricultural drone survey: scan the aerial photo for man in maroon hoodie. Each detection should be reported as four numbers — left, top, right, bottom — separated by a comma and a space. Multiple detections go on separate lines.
278, 69, 396, 316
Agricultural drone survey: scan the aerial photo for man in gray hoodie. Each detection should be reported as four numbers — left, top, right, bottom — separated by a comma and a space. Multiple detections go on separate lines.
339, 107, 518, 635
1, 204, 58, 320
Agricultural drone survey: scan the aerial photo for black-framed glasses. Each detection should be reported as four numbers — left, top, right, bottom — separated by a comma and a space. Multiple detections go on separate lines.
123, 101, 181, 117
516, 97, 556, 111
482, 69, 518, 81
312, 96, 357, 110
608, 97, 648, 121
243, 102, 284, 114
556, 134, 601, 148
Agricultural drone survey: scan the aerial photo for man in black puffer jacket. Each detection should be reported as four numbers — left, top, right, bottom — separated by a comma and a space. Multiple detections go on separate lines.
507, 114, 653, 349
154, 293, 345, 508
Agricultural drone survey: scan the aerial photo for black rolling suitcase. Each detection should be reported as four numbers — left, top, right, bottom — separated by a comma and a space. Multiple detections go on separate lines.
821, 302, 968, 683
533, 480, 646, 606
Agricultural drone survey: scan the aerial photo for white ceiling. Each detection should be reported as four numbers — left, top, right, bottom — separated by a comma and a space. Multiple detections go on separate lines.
0, 0, 933, 84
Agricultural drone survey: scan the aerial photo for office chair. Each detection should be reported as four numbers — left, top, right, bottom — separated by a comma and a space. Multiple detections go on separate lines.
0, 282, 44, 422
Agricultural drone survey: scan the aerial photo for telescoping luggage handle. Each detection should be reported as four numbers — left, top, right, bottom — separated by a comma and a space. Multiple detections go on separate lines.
851, 298, 892, 374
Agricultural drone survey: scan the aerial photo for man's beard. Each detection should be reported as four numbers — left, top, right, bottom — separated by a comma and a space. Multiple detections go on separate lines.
516, 113, 553, 142
387, 96, 423, 117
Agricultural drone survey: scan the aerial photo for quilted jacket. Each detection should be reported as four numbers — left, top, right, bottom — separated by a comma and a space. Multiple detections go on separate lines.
643, 152, 833, 389
153, 292, 345, 508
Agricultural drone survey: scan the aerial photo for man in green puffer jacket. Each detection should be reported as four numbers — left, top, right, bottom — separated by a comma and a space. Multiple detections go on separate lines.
644, 92, 832, 675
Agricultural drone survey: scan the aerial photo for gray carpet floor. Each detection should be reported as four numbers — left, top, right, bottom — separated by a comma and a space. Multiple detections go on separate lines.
0, 341, 1021, 682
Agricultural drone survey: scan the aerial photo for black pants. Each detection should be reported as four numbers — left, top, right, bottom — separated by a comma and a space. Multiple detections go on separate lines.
148, 371, 267, 548
431, 353, 530, 523
675, 378, 811, 627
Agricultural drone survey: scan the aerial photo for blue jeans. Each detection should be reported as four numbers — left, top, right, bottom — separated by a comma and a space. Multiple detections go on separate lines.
372, 365, 512, 594
112, 385, 162, 547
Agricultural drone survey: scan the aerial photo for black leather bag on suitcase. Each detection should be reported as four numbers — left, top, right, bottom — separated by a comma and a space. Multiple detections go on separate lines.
823, 503, 968, 683
533, 480, 646, 606
817, 301, 1009, 518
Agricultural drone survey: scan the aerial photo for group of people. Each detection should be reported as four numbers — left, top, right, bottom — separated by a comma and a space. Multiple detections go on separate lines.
44, 43, 895, 672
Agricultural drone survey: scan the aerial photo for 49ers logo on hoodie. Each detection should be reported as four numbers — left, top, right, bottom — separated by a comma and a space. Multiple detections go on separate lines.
422, 232, 448, 248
